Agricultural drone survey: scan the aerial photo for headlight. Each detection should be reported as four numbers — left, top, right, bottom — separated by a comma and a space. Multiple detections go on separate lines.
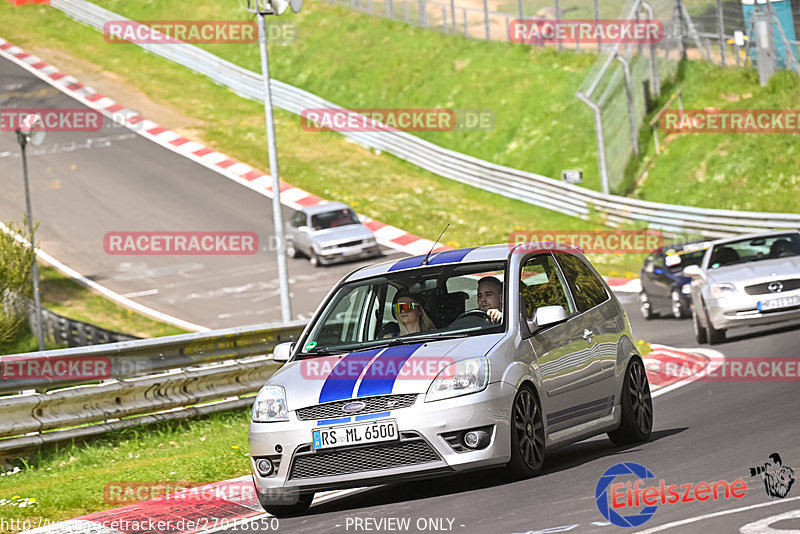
425, 357, 489, 402
711, 283, 737, 298
681, 284, 692, 295
252, 385, 289, 422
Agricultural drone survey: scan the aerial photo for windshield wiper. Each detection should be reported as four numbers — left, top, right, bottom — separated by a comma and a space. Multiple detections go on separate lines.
381, 332, 471, 347
299, 347, 350, 358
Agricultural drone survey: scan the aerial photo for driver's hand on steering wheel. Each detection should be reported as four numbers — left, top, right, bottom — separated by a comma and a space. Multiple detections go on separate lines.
487, 309, 503, 323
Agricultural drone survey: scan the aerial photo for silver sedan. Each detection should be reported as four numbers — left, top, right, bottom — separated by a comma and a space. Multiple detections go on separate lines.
686, 230, 800, 344
285, 202, 381, 266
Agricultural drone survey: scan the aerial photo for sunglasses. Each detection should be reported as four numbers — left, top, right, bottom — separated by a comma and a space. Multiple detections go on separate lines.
394, 302, 420, 314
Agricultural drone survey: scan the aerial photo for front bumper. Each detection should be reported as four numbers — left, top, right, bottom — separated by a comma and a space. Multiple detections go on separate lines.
707, 290, 800, 330
249, 382, 514, 496
317, 244, 381, 265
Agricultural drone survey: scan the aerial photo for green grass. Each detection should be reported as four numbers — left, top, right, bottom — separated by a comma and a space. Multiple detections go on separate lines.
0, 407, 252, 533
0, 3, 611, 243
39, 266, 186, 339
0, 265, 186, 355
630, 64, 800, 213
90, 0, 603, 189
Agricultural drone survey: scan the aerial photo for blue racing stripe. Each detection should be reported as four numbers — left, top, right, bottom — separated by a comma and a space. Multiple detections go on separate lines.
427, 247, 477, 265
355, 412, 391, 421
318, 349, 381, 404
356, 343, 424, 398
387, 255, 426, 272
317, 417, 351, 426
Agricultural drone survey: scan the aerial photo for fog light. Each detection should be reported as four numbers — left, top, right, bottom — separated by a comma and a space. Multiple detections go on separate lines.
463, 430, 490, 449
256, 458, 274, 477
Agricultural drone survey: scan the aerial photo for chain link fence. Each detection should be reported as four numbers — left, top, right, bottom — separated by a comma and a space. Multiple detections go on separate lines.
329, 0, 800, 194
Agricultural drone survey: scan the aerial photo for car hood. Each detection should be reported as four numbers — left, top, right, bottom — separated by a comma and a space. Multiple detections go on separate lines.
707, 256, 800, 286
311, 224, 374, 244
268, 334, 504, 411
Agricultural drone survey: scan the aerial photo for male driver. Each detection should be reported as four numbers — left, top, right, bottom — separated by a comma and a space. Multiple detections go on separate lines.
478, 276, 503, 323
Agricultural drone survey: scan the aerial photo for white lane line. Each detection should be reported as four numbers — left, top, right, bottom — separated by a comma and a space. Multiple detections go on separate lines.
634, 496, 800, 533
0, 222, 208, 332
740, 508, 800, 533
123, 288, 159, 298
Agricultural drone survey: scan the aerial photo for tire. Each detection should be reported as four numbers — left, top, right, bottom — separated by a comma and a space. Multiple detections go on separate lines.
309, 252, 320, 267
506, 385, 545, 478
256, 489, 314, 517
670, 289, 689, 319
692, 308, 707, 344
639, 291, 654, 320
286, 240, 298, 259
608, 358, 653, 446
705, 315, 726, 345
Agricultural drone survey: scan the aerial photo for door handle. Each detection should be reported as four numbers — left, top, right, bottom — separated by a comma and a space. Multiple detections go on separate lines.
583, 329, 594, 342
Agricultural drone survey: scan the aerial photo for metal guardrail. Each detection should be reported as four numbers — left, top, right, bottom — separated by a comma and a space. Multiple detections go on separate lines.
0, 321, 305, 457
48, 0, 800, 240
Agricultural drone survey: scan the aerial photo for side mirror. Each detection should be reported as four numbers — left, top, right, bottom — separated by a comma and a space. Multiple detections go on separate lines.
527, 305, 568, 331
272, 341, 292, 362
298, 226, 310, 233
682, 265, 702, 278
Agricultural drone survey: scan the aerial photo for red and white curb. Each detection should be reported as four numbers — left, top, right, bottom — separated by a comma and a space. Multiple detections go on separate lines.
0, 37, 444, 259
604, 277, 641, 293
644, 344, 725, 397
0, 36, 640, 290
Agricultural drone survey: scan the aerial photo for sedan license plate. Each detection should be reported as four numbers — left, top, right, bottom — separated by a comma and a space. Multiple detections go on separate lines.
758, 295, 800, 311
312, 420, 398, 450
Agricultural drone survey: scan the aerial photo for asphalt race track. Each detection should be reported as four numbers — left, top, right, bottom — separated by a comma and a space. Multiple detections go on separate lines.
3, 44, 800, 534
0, 55, 397, 330
218, 296, 800, 534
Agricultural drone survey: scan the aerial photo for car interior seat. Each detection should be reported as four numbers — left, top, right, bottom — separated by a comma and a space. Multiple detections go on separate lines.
710, 246, 740, 267
429, 292, 468, 328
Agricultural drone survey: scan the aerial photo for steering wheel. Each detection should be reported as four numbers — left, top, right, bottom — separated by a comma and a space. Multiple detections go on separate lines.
453, 309, 491, 322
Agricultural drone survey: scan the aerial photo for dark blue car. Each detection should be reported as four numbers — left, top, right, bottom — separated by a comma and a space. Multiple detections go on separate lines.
639, 241, 710, 319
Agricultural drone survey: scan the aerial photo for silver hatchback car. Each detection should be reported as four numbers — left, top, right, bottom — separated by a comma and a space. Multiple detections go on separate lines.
686, 230, 800, 344
285, 202, 381, 266
249, 244, 652, 515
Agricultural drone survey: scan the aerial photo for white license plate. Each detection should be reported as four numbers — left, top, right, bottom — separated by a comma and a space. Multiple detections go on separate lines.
758, 295, 800, 311
312, 420, 398, 450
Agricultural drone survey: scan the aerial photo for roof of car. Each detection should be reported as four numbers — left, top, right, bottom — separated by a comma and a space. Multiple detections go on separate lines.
345, 243, 584, 281
709, 229, 800, 247
300, 201, 351, 215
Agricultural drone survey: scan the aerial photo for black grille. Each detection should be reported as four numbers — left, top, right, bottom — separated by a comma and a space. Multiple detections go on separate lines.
288, 434, 439, 479
745, 279, 800, 295
337, 240, 363, 248
296, 394, 417, 421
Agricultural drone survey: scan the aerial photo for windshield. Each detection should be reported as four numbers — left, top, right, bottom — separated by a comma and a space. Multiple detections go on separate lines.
299, 261, 507, 355
665, 247, 708, 272
310, 208, 360, 230
709, 233, 800, 269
